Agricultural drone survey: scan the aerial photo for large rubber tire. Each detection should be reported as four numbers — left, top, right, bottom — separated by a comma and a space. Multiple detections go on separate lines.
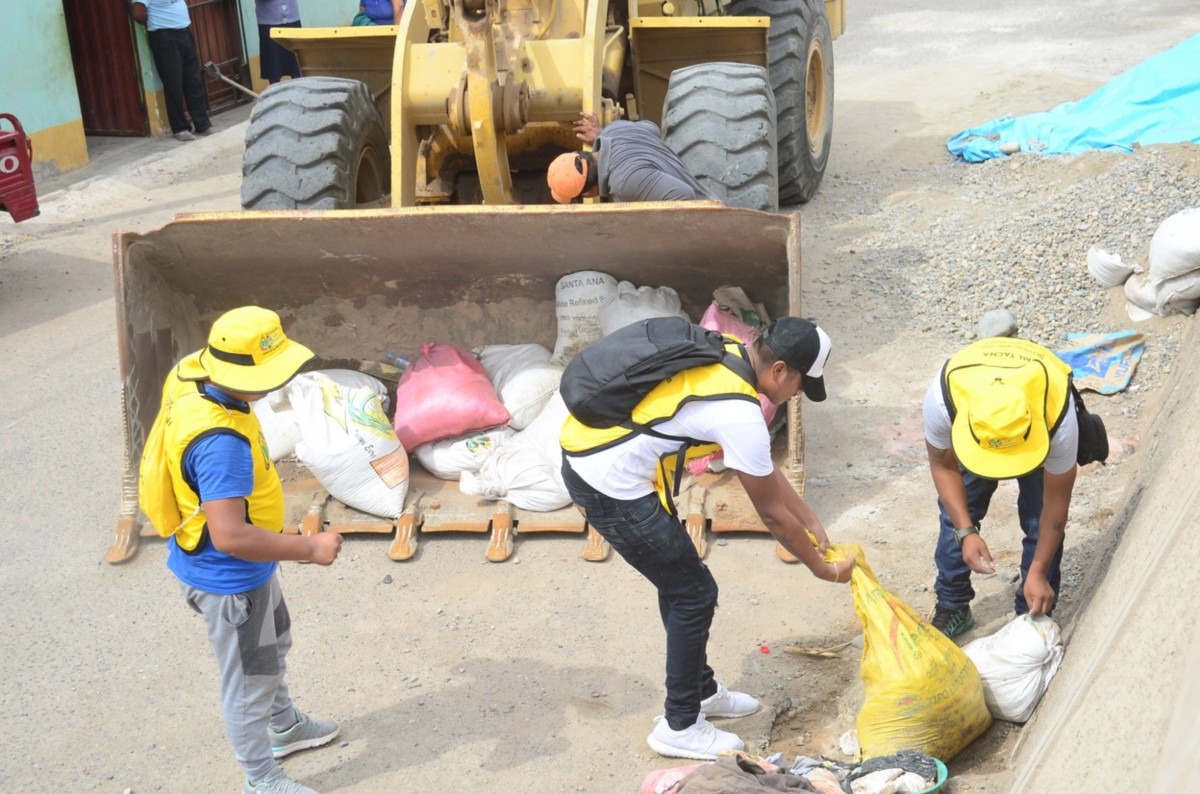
241, 77, 390, 210
661, 62, 779, 212
731, 0, 833, 205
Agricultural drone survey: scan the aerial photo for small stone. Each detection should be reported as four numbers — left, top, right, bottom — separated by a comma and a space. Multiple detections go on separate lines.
978, 309, 1018, 338
382, 574, 393, 585
1000, 569, 1021, 584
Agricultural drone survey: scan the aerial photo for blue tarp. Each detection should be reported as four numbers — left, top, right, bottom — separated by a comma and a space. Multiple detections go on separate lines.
947, 32, 1200, 163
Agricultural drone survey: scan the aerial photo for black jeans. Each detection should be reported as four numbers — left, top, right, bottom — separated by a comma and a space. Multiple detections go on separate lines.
562, 459, 719, 730
147, 26, 211, 134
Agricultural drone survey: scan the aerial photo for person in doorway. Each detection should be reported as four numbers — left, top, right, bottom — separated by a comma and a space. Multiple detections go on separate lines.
130, 0, 213, 141
547, 111, 719, 203
255, 0, 303, 85
142, 306, 344, 794
923, 336, 1079, 638
353, 0, 404, 25
560, 317, 852, 760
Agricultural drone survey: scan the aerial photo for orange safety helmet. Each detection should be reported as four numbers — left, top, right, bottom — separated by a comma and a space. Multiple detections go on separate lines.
548, 152, 591, 203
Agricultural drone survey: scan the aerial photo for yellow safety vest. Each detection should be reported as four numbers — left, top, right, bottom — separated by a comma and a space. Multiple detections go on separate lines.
561, 341, 760, 514
154, 354, 285, 552
941, 337, 1072, 442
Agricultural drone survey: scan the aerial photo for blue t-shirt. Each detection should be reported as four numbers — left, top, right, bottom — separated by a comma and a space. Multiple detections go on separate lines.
166, 385, 277, 594
361, 0, 395, 24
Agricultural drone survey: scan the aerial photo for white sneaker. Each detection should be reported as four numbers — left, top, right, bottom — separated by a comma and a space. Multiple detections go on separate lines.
700, 681, 761, 718
647, 713, 745, 760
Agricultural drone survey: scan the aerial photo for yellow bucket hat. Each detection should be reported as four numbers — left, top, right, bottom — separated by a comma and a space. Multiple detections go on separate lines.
950, 366, 1050, 479
178, 306, 314, 394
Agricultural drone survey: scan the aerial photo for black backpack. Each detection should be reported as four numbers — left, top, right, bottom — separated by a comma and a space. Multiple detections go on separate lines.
561, 316, 756, 429
1070, 382, 1109, 466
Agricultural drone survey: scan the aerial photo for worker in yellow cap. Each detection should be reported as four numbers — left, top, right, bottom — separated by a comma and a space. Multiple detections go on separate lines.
923, 336, 1082, 637
141, 306, 343, 794
547, 111, 719, 203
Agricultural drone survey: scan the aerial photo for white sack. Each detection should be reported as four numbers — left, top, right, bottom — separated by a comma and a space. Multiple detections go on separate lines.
1147, 207, 1200, 281
414, 427, 515, 480
549, 271, 618, 366
254, 370, 390, 462
474, 344, 565, 430
291, 373, 409, 519
1124, 269, 1200, 317
459, 393, 571, 511
963, 614, 1064, 723
598, 280, 689, 336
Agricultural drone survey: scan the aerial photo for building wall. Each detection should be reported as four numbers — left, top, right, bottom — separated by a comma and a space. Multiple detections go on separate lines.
0, 4, 88, 174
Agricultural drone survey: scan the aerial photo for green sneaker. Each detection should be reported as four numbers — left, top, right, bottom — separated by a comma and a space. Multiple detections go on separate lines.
270, 708, 339, 759
930, 605, 975, 638
242, 766, 317, 794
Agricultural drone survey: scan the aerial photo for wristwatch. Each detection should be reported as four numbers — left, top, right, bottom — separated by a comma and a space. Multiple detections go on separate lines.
953, 522, 981, 546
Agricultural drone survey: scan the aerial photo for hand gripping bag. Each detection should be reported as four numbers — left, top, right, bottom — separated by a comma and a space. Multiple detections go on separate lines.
831, 543, 992, 761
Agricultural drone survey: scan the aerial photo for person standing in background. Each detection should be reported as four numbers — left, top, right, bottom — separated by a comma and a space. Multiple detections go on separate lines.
129, 0, 213, 142
256, 0, 303, 85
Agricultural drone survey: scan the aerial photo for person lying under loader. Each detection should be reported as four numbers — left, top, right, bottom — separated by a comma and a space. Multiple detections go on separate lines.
547, 111, 719, 203
559, 317, 854, 761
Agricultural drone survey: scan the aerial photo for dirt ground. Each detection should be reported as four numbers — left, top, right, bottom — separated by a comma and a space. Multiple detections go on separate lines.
2, 2, 1198, 792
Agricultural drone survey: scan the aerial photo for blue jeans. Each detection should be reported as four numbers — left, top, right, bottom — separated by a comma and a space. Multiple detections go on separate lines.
562, 459, 719, 730
934, 468, 1062, 616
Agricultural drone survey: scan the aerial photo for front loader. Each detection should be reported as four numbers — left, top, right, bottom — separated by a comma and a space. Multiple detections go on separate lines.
104, 0, 844, 564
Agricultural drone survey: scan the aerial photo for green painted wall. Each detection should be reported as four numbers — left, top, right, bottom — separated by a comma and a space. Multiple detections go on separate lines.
0, 4, 83, 138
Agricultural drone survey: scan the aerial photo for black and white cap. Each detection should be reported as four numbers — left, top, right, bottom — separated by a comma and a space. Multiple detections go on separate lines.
762, 317, 833, 402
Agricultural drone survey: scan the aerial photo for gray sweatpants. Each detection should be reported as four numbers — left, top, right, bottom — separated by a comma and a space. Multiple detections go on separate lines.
182, 573, 296, 782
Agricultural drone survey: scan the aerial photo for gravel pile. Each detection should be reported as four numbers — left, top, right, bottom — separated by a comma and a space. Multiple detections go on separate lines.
848, 143, 1199, 391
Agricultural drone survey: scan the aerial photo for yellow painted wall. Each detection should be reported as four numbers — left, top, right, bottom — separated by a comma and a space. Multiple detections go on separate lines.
27, 119, 89, 174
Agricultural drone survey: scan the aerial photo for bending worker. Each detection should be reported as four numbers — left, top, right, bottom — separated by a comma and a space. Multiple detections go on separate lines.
547, 111, 718, 203
923, 336, 1079, 638
560, 317, 852, 760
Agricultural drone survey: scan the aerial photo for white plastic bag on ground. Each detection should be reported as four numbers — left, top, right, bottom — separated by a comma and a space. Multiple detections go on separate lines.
291, 373, 409, 519
1086, 247, 1138, 288
414, 427, 515, 480
459, 393, 571, 511
598, 280, 689, 336
963, 614, 1064, 723
254, 369, 390, 461
549, 271, 618, 366
474, 344, 564, 430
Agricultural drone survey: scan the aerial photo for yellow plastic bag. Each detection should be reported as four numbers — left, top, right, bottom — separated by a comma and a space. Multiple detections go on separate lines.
829, 543, 992, 761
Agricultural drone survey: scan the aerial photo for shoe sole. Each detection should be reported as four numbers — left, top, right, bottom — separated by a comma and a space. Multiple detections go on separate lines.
703, 703, 761, 719
272, 726, 340, 759
646, 734, 725, 761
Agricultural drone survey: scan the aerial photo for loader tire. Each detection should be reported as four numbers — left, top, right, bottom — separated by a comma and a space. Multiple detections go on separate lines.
241, 77, 389, 210
662, 62, 779, 212
731, 0, 833, 205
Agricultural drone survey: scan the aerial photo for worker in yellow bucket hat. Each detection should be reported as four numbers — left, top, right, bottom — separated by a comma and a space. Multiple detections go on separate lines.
923, 336, 1081, 638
